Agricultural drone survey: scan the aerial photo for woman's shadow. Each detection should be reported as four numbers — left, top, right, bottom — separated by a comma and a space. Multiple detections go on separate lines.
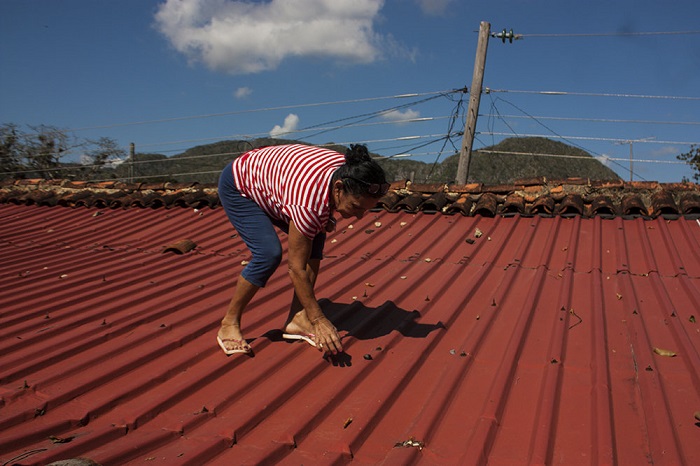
264, 298, 445, 367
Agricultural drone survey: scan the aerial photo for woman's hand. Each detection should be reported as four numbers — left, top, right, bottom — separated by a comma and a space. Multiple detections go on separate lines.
312, 316, 342, 354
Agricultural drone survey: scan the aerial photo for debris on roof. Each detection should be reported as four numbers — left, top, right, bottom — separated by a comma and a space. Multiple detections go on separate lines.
163, 239, 198, 255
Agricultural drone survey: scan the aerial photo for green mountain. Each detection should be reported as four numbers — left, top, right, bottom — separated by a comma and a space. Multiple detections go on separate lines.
111, 136, 620, 185
378, 137, 620, 185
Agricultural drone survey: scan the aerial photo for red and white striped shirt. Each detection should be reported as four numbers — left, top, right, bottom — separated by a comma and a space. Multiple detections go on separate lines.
231, 144, 345, 239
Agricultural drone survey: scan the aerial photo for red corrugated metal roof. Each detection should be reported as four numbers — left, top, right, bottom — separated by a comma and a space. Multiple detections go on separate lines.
1, 186, 700, 465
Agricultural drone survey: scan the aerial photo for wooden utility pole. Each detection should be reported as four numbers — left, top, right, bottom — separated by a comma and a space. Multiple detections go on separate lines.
129, 142, 135, 182
615, 137, 654, 182
456, 21, 491, 185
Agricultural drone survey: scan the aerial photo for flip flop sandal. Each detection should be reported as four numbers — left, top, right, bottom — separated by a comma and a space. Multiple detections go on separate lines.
217, 336, 251, 355
282, 333, 318, 348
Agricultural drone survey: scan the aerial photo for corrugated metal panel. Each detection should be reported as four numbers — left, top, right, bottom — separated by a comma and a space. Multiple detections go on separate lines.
1, 203, 699, 465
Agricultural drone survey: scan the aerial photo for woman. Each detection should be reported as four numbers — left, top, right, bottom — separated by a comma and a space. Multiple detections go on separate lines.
217, 143, 389, 356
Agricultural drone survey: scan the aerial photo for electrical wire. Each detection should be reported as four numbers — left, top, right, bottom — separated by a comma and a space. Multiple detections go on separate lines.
486, 88, 700, 101
479, 114, 700, 127
479, 150, 690, 165
518, 30, 700, 38
296, 90, 462, 142
67, 90, 457, 132
482, 95, 640, 179
480, 132, 700, 146
4, 81, 697, 182
134, 115, 447, 153
424, 90, 467, 180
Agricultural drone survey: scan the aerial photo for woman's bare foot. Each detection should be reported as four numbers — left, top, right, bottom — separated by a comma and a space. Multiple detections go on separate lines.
283, 310, 314, 337
217, 323, 250, 354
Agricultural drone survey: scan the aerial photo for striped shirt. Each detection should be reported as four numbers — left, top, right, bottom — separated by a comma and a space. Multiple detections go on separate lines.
231, 144, 346, 239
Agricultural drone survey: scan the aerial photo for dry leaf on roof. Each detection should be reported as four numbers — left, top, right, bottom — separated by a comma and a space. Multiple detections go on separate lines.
394, 437, 424, 450
653, 347, 677, 357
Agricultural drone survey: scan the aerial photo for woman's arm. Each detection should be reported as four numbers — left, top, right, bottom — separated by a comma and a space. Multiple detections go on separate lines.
287, 221, 343, 353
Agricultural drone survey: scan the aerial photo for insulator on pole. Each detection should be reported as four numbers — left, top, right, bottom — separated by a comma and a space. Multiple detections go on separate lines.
493, 28, 517, 43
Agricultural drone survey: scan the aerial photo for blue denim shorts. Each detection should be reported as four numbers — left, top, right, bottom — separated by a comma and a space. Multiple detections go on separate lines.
218, 162, 326, 287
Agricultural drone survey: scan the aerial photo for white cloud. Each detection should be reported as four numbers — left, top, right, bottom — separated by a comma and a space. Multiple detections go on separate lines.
270, 113, 300, 137
155, 0, 387, 75
234, 86, 253, 99
380, 108, 420, 124
596, 154, 612, 167
415, 0, 454, 16
649, 145, 680, 158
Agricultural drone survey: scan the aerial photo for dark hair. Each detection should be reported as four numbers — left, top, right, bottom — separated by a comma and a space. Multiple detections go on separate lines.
332, 144, 388, 198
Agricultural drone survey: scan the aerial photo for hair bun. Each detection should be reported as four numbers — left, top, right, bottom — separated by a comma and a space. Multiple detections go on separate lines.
345, 144, 371, 165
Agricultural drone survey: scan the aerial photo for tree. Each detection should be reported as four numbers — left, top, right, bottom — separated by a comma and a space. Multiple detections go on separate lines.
0, 124, 83, 180
74, 137, 126, 180
26, 125, 72, 179
0, 124, 23, 178
0, 124, 76, 180
677, 144, 700, 182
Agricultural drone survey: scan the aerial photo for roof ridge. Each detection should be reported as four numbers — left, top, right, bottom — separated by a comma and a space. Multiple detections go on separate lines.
1, 178, 698, 219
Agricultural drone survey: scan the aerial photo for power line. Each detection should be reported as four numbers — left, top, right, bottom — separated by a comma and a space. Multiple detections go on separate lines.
480, 92, 694, 181
480, 131, 700, 146
295, 92, 457, 142
479, 113, 700, 127
486, 88, 700, 101
250, 116, 447, 145
135, 115, 448, 151
479, 150, 689, 165
0, 134, 457, 176
518, 30, 700, 38
67, 89, 460, 132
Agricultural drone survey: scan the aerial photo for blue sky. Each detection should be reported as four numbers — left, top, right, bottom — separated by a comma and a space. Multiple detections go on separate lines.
1, 0, 699, 182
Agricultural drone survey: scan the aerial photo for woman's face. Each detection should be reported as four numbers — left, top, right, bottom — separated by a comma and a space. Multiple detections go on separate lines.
332, 181, 377, 219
